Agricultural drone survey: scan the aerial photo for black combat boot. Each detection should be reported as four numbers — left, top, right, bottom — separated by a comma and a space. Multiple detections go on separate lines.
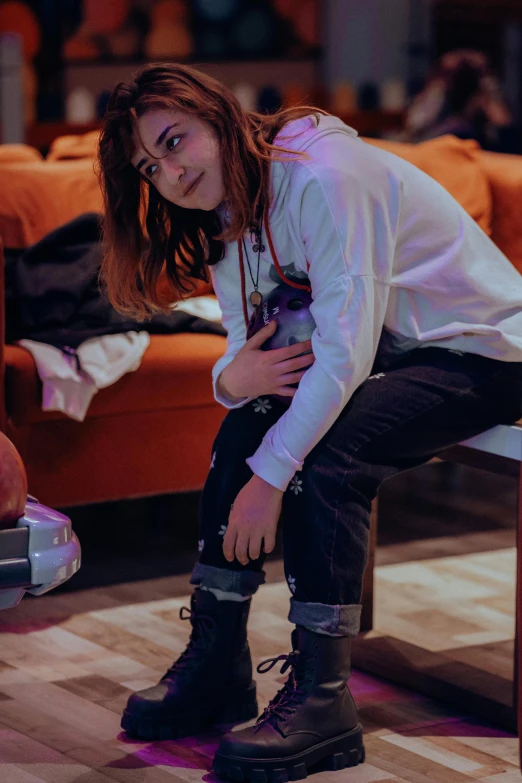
121, 588, 258, 740
213, 626, 364, 781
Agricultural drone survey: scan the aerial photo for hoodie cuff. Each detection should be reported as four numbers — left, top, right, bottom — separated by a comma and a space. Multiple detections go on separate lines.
246, 438, 303, 492
214, 381, 252, 409
212, 361, 253, 409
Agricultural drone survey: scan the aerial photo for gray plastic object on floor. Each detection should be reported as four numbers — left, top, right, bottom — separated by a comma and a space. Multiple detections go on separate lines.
0, 495, 81, 609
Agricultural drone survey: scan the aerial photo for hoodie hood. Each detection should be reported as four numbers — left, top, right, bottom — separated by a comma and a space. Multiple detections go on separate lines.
269, 114, 359, 217
216, 114, 358, 226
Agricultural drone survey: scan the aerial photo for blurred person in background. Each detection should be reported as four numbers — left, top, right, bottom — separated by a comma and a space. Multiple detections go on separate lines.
403, 49, 521, 154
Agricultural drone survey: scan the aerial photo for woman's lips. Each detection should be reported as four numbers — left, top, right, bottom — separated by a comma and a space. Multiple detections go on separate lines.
185, 173, 203, 197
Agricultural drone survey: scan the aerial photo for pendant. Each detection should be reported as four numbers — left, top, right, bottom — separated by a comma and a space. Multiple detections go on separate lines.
250, 290, 263, 307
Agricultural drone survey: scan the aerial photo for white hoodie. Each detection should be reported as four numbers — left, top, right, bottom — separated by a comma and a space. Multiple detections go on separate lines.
210, 115, 522, 492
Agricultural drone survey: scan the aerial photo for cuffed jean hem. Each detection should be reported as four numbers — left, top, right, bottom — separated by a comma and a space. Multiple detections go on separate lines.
289, 598, 362, 637
190, 563, 266, 597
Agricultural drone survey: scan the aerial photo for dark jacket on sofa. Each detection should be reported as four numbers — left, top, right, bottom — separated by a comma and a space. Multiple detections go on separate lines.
5, 212, 226, 348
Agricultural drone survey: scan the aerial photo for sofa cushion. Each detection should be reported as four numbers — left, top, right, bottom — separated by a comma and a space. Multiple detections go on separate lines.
0, 168, 214, 317
0, 144, 42, 164
0, 159, 102, 248
47, 130, 100, 161
364, 135, 492, 236
478, 151, 522, 274
5, 332, 227, 426
0, 155, 214, 298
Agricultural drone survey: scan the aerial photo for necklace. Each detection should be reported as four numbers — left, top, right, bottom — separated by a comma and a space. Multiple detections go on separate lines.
242, 216, 265, 308
237, 201, 312, 329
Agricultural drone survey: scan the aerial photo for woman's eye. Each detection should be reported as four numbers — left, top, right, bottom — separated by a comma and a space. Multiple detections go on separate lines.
142, 136, 181, 178
167, 135, 181, 151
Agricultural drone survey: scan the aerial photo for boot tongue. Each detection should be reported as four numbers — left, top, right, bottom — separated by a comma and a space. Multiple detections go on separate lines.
295, 626, 352, 682
160, 592, 217, 682
192, 588, 219, 615
295, 625, 318, 658
188, 590, 218, 647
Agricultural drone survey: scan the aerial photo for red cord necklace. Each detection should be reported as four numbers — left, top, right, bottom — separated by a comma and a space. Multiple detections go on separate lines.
237, 200, 311, 329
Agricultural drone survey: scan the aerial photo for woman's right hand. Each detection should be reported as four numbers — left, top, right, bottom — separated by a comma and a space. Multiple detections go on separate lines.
218, 320, 316, 401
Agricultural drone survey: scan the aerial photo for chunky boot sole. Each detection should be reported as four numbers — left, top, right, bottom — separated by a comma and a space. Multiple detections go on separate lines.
213, 724, 365, 782
121, 683, 258, 741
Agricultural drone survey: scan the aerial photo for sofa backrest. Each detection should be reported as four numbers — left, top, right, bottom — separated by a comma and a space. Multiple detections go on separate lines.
0, 132, 520, 271
0, 153, 213, 299
0, 158, 102, 248
0, 144, 43, 164
367, 135, 522, 274
46, 130, 100, 162
366, 135, 493, 236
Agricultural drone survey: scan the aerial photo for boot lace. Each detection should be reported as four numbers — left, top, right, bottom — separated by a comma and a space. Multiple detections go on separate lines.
161, 606, 216, 681
254, 650, 310, 727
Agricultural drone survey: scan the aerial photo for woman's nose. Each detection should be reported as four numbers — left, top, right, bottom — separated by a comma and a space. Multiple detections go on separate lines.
161, 158, 184, 186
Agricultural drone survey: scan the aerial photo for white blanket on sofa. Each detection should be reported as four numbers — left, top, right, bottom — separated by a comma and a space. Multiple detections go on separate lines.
17, 331, 150, 422
16, 296, 224, 422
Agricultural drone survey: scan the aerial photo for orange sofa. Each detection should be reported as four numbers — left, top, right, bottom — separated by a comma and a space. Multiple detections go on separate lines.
1, 132, 521, 508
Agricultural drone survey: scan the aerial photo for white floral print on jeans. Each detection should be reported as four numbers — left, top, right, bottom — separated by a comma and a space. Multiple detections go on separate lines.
252, 398, 272, 414
288, 473, 303, 495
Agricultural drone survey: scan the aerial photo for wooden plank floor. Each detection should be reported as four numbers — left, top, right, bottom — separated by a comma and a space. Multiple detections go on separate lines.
351, 459, 519, 733
0, 576, 519, 782
353, 548, 517, 732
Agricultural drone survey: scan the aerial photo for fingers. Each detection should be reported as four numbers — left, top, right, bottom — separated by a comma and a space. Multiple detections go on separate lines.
271, 338, 313, 361
276, 386, 297, 397
222, 526, 237, 562
234, 532, 251, 566
263, 532, 276, 554
273, 354, 315, 394
248, 534, 264, 562
223, 524, 256, 565
274, 364, 313, 397
246, 320, 277, 348
279, 370, 310, 386
223, 527, 264, 565
277, 353, 315, 373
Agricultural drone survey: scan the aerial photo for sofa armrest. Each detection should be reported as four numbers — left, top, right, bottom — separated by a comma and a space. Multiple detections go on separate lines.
479, 150, 522, 275
0, 236, 5, 432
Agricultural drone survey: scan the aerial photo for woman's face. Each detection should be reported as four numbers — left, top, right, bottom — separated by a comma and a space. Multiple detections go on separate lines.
131, 108, 225, 211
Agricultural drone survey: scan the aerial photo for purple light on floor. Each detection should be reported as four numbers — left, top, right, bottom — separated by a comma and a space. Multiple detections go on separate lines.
135, 740, 214, 769
350, 669, 427, 703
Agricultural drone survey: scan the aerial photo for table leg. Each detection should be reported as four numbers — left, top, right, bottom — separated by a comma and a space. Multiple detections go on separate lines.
360, 495, 378, 633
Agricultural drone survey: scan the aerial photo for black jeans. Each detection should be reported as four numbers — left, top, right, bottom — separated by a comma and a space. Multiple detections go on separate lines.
191, 347, 522, 636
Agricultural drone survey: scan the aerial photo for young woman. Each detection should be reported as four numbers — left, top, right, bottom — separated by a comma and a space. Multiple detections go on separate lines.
98, 62, 522, 779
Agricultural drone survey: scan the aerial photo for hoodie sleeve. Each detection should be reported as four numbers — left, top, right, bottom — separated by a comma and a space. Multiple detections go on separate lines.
245, 158, 399, 491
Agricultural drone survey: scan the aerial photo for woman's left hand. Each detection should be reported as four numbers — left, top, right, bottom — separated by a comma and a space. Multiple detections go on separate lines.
223, 475, 284, 565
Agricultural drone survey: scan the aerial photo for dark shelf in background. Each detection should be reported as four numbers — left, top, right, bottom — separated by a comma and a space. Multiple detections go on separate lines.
64, 53, 322, 68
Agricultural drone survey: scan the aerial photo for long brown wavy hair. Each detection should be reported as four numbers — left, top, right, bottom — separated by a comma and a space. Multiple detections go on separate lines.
97, 62, 327, 319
